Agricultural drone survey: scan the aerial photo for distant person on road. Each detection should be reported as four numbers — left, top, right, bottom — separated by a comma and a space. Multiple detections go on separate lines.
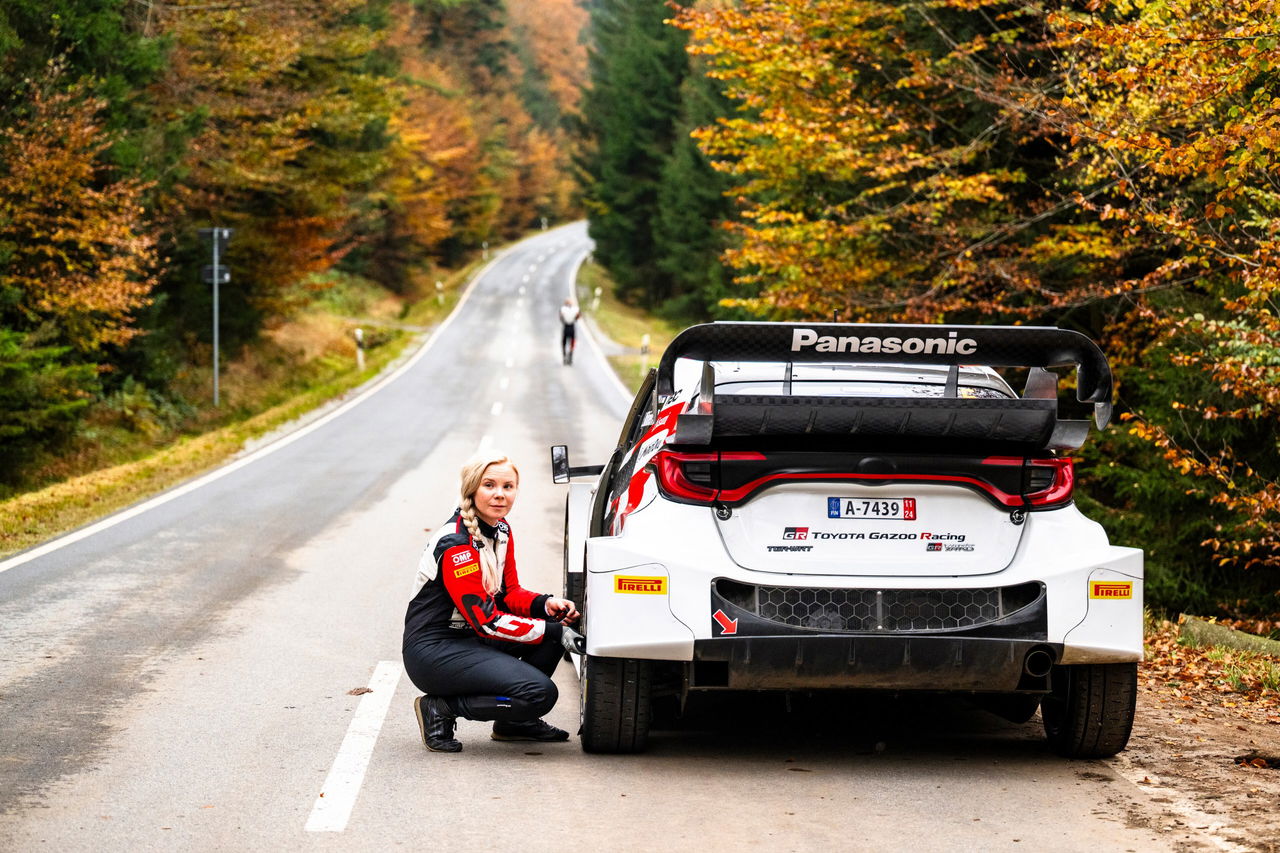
559, 298, 580, 364
403, 451, 583, 752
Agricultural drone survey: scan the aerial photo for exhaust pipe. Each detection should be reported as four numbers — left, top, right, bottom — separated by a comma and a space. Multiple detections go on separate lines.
1023, 648, 1054, 679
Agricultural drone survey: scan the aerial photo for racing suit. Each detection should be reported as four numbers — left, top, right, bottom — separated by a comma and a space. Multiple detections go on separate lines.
402, 510, 565, 723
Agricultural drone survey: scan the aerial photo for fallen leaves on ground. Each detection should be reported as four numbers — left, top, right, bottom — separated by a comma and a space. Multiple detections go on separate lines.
1143, 618, 1280, 727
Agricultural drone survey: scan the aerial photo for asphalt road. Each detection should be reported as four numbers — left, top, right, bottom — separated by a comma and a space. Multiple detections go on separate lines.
1, 223, 1181, 852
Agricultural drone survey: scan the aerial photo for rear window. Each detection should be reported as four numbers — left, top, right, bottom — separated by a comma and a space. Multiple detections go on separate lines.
714, 379, 1013, 400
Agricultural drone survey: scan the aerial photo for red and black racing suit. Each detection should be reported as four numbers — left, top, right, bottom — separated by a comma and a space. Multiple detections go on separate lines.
402, 510, 565, 722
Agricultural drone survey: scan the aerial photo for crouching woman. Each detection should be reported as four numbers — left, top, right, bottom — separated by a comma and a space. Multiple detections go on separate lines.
403, 451, 582, 752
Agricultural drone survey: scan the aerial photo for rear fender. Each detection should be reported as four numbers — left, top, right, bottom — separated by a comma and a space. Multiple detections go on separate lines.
584, 541, 695, 660
1059, 557, 1144, 663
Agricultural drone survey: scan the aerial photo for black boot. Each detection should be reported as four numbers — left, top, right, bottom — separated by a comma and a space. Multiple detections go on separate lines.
491, 718, 570, 742
414, 695, 462, 752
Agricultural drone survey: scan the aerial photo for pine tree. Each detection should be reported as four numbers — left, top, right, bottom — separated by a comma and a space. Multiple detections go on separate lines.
578, 0, 689, 307
654, 61, 736, 319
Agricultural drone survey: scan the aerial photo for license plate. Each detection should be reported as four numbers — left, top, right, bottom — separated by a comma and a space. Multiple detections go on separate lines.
827, 497, 917, 520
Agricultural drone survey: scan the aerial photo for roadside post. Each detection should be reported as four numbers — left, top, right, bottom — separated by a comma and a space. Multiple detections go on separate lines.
436, 280, 444, 306
592, 286, 602, 312
198, 227, 234, 406
482, 241, 489, 260
640, 333, 651, 379
354, 327, 365, 372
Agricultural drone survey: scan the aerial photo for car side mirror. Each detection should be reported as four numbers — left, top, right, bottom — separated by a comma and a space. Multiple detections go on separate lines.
550, 444, 570, 484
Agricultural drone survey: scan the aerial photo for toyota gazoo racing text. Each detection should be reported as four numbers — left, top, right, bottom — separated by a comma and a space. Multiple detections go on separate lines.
551, 322, 1141, 756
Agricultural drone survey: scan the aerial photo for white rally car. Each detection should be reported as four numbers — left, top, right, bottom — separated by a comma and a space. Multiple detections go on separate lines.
551, 322, 1142, 757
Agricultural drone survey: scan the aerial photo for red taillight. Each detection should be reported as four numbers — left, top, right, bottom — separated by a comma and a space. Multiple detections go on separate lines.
1028, 457, 1074, 506
653, 451, 718, 504
652, 451, 766, 505
654, 451, 1073, 509
980, 456, 1074, 507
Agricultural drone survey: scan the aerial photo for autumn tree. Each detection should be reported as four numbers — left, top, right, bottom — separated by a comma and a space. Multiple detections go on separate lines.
0, 81, 159, 469
507, 0, 590, 127
672, 1, 1116, 324
148, 0, 399, 344
0, 0, 172, 174
1046, 1, 1280, 592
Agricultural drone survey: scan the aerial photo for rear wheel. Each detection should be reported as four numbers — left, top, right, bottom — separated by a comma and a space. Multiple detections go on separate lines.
580, 655, 652, 753
1041, 662, 1136, 758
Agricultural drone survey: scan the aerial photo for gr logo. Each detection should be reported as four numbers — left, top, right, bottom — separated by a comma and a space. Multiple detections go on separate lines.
783, 527, 809, 540
926, 542, 943, 552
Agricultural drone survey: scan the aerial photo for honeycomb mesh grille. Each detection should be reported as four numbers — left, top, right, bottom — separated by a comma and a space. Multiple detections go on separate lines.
728, 583, 1027, 633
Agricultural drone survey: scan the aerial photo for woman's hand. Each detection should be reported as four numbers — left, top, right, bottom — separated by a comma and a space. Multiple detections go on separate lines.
545, 597, 580, 625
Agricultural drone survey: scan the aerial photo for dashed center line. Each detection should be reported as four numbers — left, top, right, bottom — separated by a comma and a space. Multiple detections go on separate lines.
490, 401, 503, 416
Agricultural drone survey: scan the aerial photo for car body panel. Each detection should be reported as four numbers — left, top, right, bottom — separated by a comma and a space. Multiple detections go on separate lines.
564, 482, 593, 577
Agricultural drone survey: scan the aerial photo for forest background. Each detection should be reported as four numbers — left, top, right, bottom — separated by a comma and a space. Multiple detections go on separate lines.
2, 0, 1278, 623
0, 0, 586, 516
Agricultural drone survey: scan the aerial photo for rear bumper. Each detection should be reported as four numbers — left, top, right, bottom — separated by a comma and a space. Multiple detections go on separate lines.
691, 636, 1061, 692
584, 509, 1143, 673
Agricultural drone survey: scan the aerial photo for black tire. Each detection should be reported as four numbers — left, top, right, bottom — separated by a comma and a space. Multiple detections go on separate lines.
580, 655, 652, 753
1041, 662, 1136, 758
565, 569, 584, 617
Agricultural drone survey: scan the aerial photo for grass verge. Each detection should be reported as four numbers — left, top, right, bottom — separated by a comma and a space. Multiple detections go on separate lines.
575, 260, 684, 396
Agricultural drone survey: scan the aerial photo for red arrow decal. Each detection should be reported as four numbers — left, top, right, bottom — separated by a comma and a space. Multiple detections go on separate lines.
712, 609, 738, 635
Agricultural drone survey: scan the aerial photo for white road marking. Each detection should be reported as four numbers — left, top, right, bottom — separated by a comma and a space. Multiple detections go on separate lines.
499, 377, 510, 390
0, 244, 510, 577
490, 401, 503, 416
505, 358, 514, 368
518, 286, 526, 295
305, 661, 402, 833
1111, 753, 1252, 852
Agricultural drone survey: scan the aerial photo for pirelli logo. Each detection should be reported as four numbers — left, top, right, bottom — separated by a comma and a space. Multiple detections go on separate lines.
1090, 581, 1132, 599
615, 575, 666, 595
453, 562, 480, 578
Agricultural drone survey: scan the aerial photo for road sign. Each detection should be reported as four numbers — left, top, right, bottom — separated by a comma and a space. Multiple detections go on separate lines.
198, 227, 234, 407
198, 227, 234, 251
201, 265, 231, 285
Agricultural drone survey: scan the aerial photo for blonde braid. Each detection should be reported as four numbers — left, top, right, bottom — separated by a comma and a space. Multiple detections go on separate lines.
459, 496, 501, 594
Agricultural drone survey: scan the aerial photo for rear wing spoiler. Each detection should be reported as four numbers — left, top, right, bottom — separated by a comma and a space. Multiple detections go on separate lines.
656, 322, 1114, 451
